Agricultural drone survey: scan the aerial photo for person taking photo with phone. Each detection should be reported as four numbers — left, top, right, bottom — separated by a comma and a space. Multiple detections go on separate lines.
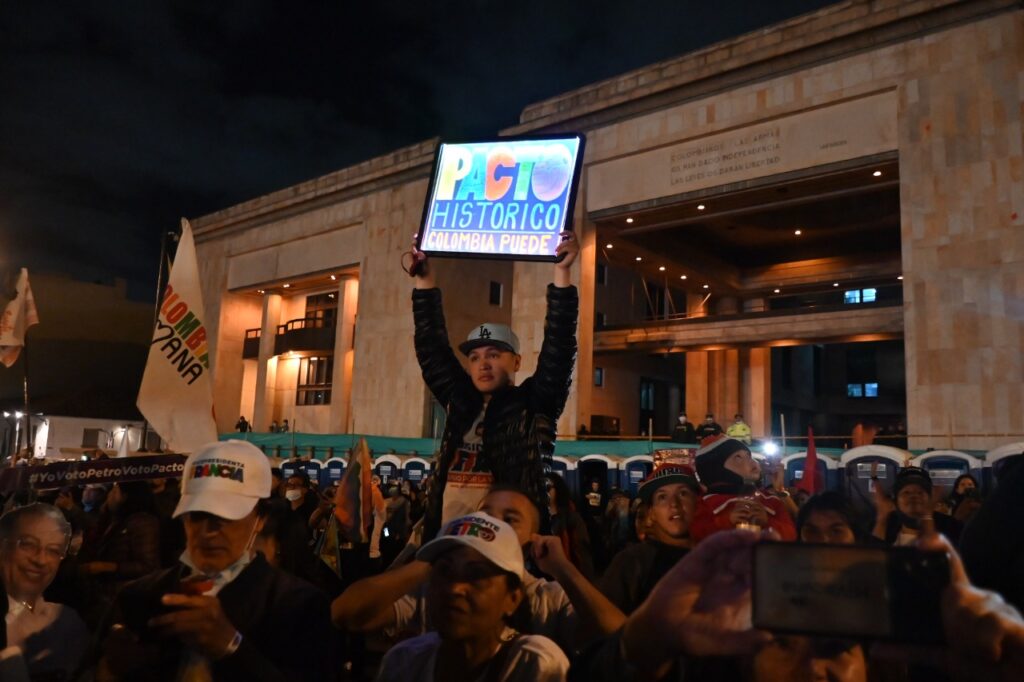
94, 440, 336, 681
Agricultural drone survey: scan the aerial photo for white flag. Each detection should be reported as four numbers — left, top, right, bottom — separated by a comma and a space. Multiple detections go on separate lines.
0, 268, 40, 368
137, 219, 218, 453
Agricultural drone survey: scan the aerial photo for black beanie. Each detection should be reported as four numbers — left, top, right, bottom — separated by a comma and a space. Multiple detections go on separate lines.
893, 466, 933, 497
695, 436, 750, 493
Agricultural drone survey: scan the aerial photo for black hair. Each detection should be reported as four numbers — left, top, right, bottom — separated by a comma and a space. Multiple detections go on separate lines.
286, 470, 311, 488
270, 467, 284, 480
952, 473, 979, 493
542, 472, 573, 515
256, 498, 319, 580
796, 491, 865, 542
484, 484, 542, 534
113, 480, 157, 518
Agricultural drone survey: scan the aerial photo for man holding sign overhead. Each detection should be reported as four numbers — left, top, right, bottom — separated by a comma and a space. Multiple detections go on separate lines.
408, 228, 578, 541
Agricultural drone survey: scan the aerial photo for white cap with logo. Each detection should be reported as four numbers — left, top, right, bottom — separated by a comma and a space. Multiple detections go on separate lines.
173, 440, 272, 520
416, 512, 524, 579
458, 323, 520, 356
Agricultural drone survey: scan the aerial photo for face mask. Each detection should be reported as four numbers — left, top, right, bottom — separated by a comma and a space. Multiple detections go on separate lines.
285, 489, 303, 502
678, 417, 686, 424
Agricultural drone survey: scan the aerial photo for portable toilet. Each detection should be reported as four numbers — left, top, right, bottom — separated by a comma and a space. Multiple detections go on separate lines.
402, 457, 431, 485
840, 445, 911, 513
781, 451, 840, 492
374, 454, 402, 486
323, 457, 347, 488
279, 460, 300, 479
577, 455, 618, 499
983, 442, 1024, 489
620, 455, 654, 496
299, 459, 322, 488
910, 450, 982, 497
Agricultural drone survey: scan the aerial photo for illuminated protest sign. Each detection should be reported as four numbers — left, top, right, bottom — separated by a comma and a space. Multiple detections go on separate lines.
0, 454, 187, 493
418, 135, 585, 261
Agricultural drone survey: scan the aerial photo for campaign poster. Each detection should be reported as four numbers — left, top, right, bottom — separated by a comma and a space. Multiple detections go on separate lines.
418, 135, 585, 261
653, 448, 694, 468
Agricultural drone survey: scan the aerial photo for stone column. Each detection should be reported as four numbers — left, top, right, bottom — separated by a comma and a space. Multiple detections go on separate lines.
685, 351, 709, 420
252, 294, 281, 431
741, 347, 772, 440
329, 278, 359, 433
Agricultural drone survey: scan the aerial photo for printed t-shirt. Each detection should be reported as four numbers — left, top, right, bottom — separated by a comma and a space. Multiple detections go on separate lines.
441, 409, 493, 527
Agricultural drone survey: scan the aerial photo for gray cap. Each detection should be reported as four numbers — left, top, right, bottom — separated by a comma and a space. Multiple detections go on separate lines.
458, 323, 520, 356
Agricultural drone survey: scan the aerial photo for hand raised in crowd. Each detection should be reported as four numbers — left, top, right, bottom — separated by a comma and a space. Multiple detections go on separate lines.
874, 525, 1024, 681
530, 533, 574, 578
407, 233, 436, 286
621, 529, 773, 677
148, 594, 240, 660
553, 231, 578, 288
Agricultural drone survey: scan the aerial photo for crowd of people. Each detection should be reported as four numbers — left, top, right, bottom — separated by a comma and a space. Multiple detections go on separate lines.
0, 232, 1021, 681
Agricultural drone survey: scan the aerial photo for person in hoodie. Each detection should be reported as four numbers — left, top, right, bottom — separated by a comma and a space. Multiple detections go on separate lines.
690, 435, 795, 543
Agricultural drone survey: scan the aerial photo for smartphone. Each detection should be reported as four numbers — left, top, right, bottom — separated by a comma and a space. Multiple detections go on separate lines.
753, 542, 950, 644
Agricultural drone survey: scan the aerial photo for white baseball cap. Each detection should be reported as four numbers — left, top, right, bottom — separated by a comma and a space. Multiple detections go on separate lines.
416, 512, 524, 579
458, 323, 520, 356
173, 440, 272, 520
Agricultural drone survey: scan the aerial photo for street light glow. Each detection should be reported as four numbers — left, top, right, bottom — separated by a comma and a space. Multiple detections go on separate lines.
763, 442, 779, 456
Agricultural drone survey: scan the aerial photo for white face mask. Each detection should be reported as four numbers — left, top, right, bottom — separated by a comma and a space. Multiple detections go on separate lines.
678, 416, 687, 424
285, 489, 303, 502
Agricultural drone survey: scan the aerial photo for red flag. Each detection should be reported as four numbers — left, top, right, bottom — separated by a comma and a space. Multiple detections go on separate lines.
333, 438, 373, 543
796, 427, 824, 494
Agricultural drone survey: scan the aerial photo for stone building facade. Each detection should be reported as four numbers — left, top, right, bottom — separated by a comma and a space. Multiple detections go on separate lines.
193, 0, 1023, 451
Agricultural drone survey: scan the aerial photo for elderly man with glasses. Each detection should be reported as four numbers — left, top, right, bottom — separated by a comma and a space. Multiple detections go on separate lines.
0, 502, 89, 679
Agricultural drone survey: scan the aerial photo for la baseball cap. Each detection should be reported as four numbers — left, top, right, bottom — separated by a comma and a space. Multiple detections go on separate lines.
173, 440, 272, 520
416, 512, 524, 579
458, 323, 520, 356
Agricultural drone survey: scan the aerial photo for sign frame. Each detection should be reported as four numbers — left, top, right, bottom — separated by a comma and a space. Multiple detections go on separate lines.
416, 133, 587, 263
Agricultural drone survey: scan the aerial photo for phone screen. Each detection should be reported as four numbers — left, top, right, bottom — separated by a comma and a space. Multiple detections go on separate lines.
753, 542, 948, 644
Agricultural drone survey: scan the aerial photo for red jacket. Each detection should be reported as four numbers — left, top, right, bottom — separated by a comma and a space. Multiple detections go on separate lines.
691, 491, 796, 543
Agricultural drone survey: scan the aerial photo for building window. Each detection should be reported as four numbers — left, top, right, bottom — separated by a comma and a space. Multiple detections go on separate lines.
596, 263, 608, 286
844, 288, 878, 305
594, 367, 604, 387
489, 281, 502, 306
846, 382, 879, 399
306, 293, 338, 326
640, 380, 655, 411
297, 355, 333, 405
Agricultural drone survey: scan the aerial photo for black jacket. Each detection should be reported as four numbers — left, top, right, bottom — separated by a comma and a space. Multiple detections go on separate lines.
670, 422, 697, 444
413, 284, 578, 538
94, 553, 336, 681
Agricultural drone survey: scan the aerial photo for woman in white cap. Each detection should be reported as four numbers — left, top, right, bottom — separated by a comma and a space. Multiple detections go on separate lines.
377, 511, 568, 682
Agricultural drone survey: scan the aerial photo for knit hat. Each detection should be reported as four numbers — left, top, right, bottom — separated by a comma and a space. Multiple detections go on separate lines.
893, 466, 933, 497
695, 435, 751, 492
638, 464, 700, 503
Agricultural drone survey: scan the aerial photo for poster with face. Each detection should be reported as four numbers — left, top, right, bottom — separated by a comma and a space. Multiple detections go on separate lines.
418, 135, 585, 261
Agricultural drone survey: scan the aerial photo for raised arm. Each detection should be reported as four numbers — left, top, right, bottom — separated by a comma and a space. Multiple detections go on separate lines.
530, 231, 579, 417
408, 239, 474, 408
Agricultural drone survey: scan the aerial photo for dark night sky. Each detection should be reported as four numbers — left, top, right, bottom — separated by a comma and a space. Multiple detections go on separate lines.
0, 0, 837, 302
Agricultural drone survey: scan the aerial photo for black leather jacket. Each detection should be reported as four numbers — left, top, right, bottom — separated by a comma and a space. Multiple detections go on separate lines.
413, 284, 578, 538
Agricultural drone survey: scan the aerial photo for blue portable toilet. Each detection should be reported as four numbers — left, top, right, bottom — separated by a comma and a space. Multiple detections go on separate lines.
577, 455, 618, 500
983, 442, 1024, 490
781, 452, 841, 491
402, 457, 431, 485
620, 456, 653, 496
911, 450, 982, 496
840, 445, 910, 514
323, 457, 347, 487
300, 460, 322, 488
374, 455, 402, 486
279, 460, 300, 479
